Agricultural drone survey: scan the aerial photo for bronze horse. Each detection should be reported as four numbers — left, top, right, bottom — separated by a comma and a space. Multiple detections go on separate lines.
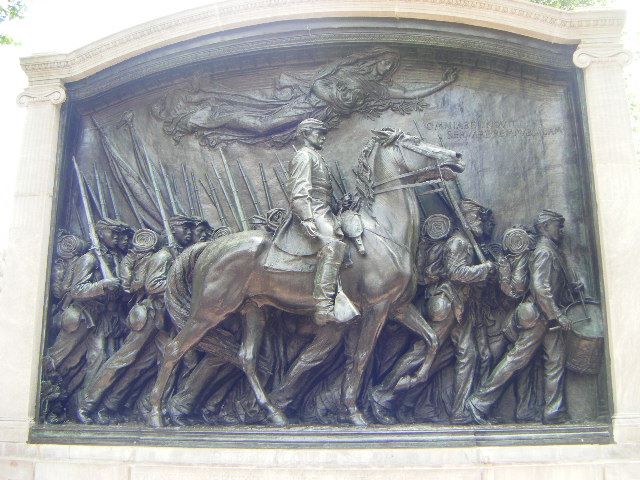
147, 129, 465, 427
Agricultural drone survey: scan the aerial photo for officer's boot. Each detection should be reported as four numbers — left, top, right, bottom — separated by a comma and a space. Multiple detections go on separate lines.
313, 240, 347, 326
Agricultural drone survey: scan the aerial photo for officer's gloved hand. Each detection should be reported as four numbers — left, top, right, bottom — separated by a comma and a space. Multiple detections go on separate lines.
301, 219, 319, 238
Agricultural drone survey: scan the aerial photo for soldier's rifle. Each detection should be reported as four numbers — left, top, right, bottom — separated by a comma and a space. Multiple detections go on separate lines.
219, 148, 249, 231
203, 172, 228, 227
72, 157, 115, 279
335, 160, 348, 194
104, 173, 120, 220
191, 171, 205, 218
237, 160, 262, 216
259, 163, 273, 210
413, 120, 486, 263
159, 161, 179, 215
210, 159, 242, 230
275, 152, 289, 180
272, 165, 288, 199
134, 132, 179, 257
94, 163, 107, 218
181, 163, 196, 216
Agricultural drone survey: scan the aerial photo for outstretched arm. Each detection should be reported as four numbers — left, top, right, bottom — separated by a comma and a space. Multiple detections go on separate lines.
387, 67, 458, 100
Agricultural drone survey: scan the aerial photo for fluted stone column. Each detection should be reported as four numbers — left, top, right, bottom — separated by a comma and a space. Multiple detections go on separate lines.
0, 82, 66, 442
573, 42, 638, 443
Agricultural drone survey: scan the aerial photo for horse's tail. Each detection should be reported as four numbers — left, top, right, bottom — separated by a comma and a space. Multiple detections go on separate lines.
165, 242, 208, 331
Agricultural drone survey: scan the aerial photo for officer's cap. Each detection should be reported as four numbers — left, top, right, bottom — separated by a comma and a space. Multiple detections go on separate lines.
297, 118, 328, 136
535, 209, 565, 226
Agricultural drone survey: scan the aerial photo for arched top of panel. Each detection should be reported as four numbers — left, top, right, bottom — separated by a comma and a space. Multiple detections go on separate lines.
20, 0, 625, 87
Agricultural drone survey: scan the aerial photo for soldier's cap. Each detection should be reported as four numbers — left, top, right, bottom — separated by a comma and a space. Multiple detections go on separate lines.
169, 215, 197, 228
113, 219, 134, 236
193, 218, 213, 229
297, 118, 328, 135
535, 209, 565, 226
458, 198, 486, 214
96, 217, 126, 232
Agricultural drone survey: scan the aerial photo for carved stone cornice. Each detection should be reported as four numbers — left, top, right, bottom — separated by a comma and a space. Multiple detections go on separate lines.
19, 0, 626, 87
16, 83, 67, 107
573, 43, 632, 69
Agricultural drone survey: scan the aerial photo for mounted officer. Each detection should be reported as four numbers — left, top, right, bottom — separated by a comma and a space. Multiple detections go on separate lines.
271, 118, 357, 325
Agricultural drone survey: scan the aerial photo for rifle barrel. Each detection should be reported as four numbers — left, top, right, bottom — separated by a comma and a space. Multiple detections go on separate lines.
191, 171, 205, 218
181, 163, 195, 216
72, 157, 114, 279
237, 160, 262, 216
211, 159, 241, 230
203, 172, 228, 227
219, 148, 249, 230
103, 173, 120, 220
259, 163, 273, 210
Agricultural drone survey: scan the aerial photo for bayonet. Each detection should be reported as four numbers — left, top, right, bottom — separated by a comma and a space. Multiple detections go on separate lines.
72, 157, 115, 279
199, 179, 224, 227
203, 172, 228, 227
237, 160, 262, 216
219, 148, 249, 230
159, 161, 178, 215
273, 166, 288, 199
275, 152, 289, 180
104, 172, 120, 220
94, 163, 107, 218
259, 163, 273, 210
210, 159, 241, 230
191, 171, 205, 218
134, 130, 178, 256
181, 163, 195, 216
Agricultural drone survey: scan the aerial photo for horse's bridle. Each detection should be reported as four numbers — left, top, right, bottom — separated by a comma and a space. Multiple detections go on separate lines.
369, 133, 446, 196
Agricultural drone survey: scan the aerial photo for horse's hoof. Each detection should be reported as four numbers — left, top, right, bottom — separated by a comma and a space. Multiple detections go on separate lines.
347, 409, 368, 427
268, 409, 288, 426
148, 407, 165, 428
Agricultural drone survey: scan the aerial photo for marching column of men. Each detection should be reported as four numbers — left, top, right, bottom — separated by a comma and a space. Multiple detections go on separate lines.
44, 215, 225, 424
44, 197, 595, 425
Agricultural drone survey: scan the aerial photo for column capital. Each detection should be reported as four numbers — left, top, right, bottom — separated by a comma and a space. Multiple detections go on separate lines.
573, 42, 632, 69
16, 82, 67, 107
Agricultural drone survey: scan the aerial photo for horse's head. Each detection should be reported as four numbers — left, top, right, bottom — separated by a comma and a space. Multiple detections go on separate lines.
371, 128, 465, 182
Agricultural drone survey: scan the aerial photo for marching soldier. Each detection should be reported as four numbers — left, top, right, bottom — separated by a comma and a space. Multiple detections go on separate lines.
44, 220, 123, 396
421, 199, 495, 423
468, 210, 575, 424
76, 216, 194, 423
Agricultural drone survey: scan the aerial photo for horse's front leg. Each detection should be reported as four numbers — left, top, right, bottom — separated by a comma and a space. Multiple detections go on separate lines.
239, 302, 287, 426
391, 302, 438, 390
341, 301, 391, 426
148, 318, 213, 428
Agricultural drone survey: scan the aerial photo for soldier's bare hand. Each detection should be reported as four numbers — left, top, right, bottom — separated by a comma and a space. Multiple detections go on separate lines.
101, 278, 121, 292
557, 314, 572, 332
301, 219, 319, 238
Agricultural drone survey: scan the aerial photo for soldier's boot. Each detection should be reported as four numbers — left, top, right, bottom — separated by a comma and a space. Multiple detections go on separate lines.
313, 241, 347, 326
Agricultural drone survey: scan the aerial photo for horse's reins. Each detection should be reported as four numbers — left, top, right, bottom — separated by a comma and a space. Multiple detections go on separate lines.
370, 136, 446, 195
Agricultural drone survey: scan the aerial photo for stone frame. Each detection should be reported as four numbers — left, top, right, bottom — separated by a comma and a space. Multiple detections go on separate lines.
1, 0, 638, 476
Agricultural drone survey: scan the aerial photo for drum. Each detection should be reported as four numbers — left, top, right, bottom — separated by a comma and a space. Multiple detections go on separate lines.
564, 299, 604, 375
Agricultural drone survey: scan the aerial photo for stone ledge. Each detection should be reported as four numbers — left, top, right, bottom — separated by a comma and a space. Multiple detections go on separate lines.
29, 422, 611, 449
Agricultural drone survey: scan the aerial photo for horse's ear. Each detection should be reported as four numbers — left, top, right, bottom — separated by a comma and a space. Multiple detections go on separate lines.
371, 129, 390, 142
